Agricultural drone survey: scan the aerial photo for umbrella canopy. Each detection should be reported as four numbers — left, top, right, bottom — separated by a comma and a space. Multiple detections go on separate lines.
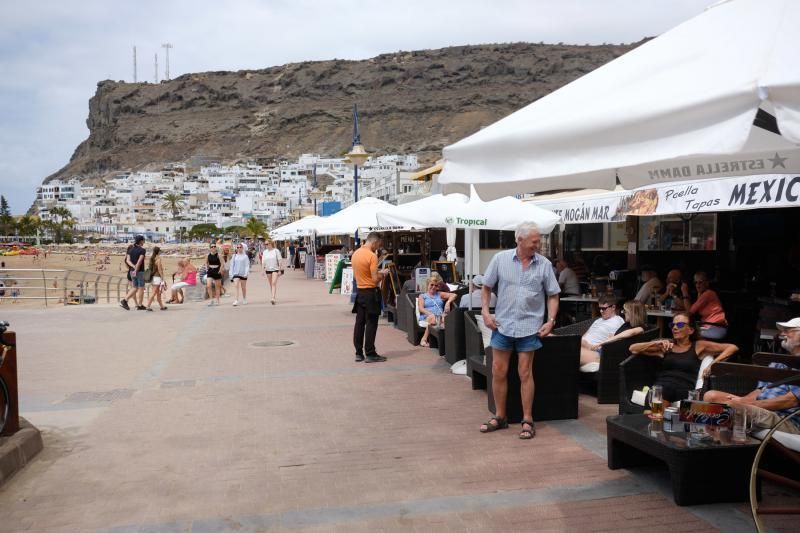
271, 215, 322, 239
377, 189, 560, 234
440, 0, 800, 198
314, 197, 399, 236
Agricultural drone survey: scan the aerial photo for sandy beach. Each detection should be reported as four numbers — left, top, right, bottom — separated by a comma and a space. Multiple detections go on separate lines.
0, 244, 223, 307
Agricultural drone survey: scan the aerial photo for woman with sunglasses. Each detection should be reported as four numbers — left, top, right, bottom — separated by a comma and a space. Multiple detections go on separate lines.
205, 243, 225, 306
630, 312, 738, 404
228, 242, 250, 306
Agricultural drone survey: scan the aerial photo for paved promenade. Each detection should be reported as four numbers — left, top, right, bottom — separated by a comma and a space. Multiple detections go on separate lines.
0, 271, 756, 532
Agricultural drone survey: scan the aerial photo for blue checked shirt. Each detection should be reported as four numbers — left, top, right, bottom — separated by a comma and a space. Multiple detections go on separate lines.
482, 249, 561, 338
757, 362, 800, 430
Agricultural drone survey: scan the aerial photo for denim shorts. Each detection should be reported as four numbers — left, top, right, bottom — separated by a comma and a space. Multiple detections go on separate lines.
131, 271, 145, 288
490, 330, 543, 353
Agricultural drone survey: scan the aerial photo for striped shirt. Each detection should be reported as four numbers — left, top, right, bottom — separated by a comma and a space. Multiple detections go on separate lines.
483, 249, 560, 338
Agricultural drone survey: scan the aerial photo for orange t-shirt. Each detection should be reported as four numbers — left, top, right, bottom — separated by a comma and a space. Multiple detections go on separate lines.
351, 246, 378, 289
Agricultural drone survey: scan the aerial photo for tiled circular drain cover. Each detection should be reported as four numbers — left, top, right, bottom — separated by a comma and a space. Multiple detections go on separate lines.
251, 341, 295, 347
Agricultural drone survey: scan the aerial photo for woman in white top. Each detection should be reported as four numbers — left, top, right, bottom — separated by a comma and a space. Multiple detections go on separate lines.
261, 240, 283, 304
228, 242, 251, 306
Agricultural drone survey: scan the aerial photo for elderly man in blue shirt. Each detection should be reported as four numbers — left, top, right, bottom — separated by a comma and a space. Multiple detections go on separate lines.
479, 222, 561, 439
704, 317, 800, 434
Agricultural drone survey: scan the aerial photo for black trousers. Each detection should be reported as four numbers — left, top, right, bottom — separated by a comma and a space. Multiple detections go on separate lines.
353, 288, 380, 356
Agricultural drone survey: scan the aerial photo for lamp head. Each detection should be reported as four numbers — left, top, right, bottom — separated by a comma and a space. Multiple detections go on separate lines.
346, 144, 369, 167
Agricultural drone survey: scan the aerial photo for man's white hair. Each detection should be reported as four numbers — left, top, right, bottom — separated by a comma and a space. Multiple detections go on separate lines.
515, 222, 541, 241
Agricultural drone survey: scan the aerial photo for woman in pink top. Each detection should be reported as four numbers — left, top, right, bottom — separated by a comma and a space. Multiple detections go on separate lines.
167, 259, 198, 304
681, 271, 727, 339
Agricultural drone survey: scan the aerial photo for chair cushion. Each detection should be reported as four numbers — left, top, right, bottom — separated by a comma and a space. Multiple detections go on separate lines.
580, 361, 600, 373
476, 315, 494, 348
752, 429, 800, 452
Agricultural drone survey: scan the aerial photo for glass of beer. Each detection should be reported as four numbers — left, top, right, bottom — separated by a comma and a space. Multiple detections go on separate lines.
648, 385, 664, 420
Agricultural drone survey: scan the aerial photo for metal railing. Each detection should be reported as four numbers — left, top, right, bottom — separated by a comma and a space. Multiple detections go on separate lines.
0, 268, 131, 306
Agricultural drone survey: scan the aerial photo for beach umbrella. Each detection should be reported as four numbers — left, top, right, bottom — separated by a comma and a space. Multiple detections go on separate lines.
439, 0, 800, 198
314, 197, 400, 236
271, 215, 322, 240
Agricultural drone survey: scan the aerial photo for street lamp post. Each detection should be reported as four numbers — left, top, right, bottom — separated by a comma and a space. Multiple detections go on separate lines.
346, 103, 369, 245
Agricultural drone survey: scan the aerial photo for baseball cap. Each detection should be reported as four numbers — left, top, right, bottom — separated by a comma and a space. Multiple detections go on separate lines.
776, 317, 800, 330
472, 275, 484, 288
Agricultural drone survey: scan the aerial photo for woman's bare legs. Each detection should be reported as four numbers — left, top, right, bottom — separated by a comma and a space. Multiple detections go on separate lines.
240, 279, 247, 302
268, 272, 280, 303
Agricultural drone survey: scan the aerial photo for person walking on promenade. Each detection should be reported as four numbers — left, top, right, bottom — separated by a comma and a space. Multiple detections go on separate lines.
352, 232, 390, 363
479, 222, 561, 439
205, 242, 225, 306
261, 240, 283, 304
121, 235, 147, 310
229, 242, 250, 306
288, 241, 296, 270
145, 246, 167, 311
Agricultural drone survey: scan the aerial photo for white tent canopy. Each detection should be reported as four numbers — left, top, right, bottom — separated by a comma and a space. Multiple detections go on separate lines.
314, 197, 400, 236
377, 189, 561, 278
271, 215, 322, 240
440, 0, 800, 198
376, 189, 561, 234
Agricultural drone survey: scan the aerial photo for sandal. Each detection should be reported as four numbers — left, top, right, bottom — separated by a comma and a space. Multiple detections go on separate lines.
519, 420, 536, 440
480, 416, 508, 433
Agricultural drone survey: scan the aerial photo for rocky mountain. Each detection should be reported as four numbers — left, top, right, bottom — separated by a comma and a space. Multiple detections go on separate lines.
45, 41, 642, 184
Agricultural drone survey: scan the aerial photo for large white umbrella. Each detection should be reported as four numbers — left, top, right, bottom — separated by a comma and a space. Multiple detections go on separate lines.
377, 189, 561, 280
314, 197, 399, 236
271, 215, 322, 240
440, 0, 800, 198
377, 189, 560, 234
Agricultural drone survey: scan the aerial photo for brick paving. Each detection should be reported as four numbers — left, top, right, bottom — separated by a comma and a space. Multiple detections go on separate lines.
0, 271, 758, 532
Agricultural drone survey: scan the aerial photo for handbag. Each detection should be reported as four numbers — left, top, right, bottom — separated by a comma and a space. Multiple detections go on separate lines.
143, 268, 153, 282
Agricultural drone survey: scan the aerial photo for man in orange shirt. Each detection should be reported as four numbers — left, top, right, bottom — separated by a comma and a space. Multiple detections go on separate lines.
352, 232, 390, 363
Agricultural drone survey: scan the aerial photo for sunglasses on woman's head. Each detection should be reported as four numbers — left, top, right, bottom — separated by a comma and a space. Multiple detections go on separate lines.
670, 321, 688, 329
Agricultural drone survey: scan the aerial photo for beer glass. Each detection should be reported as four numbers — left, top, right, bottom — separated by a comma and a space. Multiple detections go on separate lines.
647, 385, 664, 420
732, 408, 749, 443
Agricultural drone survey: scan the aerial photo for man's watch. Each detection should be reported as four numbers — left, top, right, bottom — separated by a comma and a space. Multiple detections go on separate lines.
549, 318, 556, 324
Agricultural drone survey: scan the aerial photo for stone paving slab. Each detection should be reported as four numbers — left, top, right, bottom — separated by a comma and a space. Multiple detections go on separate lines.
0, 271, 757, 532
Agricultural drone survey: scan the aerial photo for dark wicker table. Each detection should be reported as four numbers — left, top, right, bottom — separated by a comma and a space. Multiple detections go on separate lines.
607, 414, 760, 505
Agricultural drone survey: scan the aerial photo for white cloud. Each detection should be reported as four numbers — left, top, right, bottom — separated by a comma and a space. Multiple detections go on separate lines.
0, 0, 710, 213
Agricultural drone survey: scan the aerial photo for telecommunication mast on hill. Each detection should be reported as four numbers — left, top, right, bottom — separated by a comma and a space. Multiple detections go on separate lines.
132, 45, 137, 82
162, 43, 173, 81
154, 53, 158, 83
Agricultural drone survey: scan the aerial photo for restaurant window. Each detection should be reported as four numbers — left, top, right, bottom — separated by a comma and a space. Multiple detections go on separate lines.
638, 214, 717, 251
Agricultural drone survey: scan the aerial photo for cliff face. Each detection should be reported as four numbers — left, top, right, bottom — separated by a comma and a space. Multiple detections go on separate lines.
46, 41, 640, 182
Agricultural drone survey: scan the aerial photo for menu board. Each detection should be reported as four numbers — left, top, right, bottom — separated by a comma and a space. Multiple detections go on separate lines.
341, 267, 354, 296
325, 253, 343, 282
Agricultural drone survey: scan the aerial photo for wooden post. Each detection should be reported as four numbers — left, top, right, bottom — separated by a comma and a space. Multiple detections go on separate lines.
0, 331, 19, 436
626, 216, 638, 271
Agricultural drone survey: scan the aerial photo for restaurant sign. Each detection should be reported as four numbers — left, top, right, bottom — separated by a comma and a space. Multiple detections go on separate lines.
534, 173, 800, 224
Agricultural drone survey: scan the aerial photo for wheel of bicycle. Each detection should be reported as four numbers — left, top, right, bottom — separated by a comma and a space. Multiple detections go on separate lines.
749, 409, 800, 532
0, 376, 8, 435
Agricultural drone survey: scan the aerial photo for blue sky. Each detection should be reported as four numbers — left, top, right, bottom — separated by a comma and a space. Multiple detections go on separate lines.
0, 0, 709, 214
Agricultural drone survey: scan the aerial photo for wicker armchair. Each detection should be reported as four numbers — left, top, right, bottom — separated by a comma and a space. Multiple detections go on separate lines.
594, 328, 659, 404
404, 292, 425, 346
707, 352, 800, 396
618, 354, 662, 414
463, 313, 581, 422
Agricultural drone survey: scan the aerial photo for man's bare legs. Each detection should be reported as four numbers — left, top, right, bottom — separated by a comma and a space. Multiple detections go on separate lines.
480, 348, 511, 431
518, 351, 535, 423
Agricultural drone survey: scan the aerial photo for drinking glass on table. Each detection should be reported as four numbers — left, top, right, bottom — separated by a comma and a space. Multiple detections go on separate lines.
647, 385, 664, 420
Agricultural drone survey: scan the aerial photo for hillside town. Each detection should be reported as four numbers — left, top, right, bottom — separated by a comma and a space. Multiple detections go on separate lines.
33, 153, 422, 240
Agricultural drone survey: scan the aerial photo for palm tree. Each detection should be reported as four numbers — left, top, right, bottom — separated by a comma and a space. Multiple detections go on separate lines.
47, 207, 75, 243
15, 215, 39, 237
161, 193, 185, 219
244, 218, 267, 239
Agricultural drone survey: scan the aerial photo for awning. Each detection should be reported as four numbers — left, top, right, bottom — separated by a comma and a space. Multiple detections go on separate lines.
529, 173, 800, 224
410, 161, 444, 181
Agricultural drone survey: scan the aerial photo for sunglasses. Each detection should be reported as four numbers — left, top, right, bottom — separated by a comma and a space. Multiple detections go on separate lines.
670, 321, 689, 329
599, 305, 613, 311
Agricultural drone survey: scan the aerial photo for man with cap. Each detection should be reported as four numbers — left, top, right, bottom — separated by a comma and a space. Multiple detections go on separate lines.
459, 275, 497, 309
704, 317, 800, 434
634, 267, 663, 304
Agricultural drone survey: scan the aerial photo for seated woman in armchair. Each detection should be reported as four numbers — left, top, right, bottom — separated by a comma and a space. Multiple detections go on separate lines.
417, 275, 457, 348
629, 312, 738, 405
